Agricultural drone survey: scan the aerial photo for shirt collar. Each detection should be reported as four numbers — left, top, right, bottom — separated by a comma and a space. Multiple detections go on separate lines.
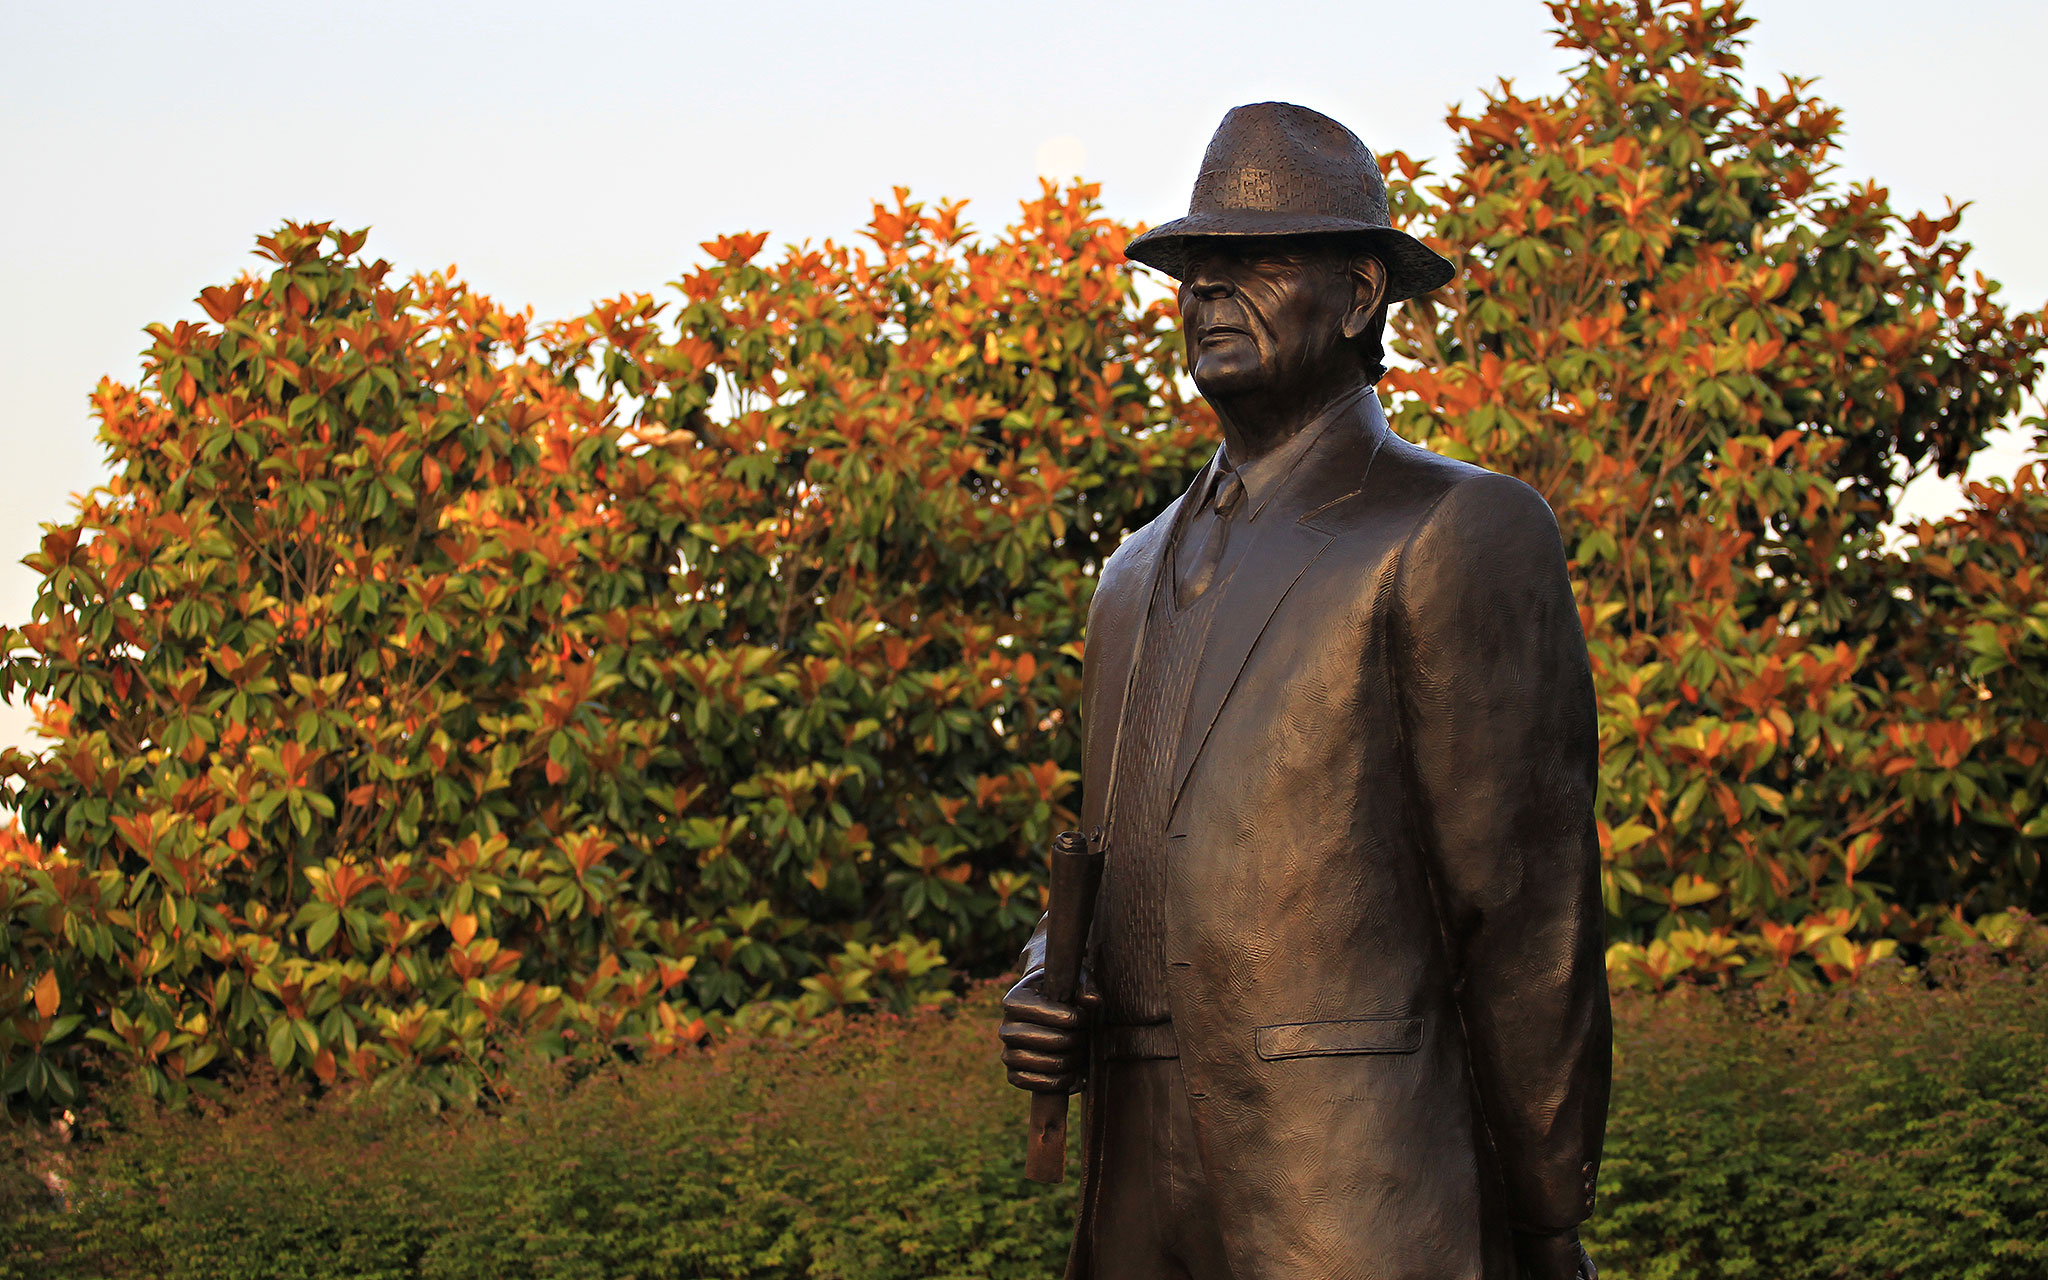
1210, 384, 1372, 523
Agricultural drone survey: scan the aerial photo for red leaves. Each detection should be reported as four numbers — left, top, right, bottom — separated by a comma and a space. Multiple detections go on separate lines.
1385, 0, 2048, 994
301, 860, 373, 912
272, 741, 321, 786
110, 811, 168, 856
561, 831, 615, 877
37, 527, 80, 566
31, 971, 58, 1020
881, 634, 916, 672
1025, 760, 1066, 803
197, 283, 249, 324
1913, 720, 1975, 772
699, 231, 769, 263
10, 24, 2037, 1113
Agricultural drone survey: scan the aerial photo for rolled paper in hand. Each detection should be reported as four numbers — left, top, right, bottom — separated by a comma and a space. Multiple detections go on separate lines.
1024, 828, 1105, 1183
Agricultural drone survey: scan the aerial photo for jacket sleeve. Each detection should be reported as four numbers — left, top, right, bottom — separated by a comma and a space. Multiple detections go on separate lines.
1392, 470, 1611, 1235
1014, 547, 1120, 987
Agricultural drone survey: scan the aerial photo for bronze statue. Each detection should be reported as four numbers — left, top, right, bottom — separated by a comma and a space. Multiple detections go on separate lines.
999, 102, 1611, 1280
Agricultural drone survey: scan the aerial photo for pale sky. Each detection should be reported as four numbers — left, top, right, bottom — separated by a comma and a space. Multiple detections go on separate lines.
4, 0, 2044, 754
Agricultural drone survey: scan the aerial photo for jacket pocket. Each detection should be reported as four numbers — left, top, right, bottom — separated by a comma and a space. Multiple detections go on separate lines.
1254, 1017, 1423, 1060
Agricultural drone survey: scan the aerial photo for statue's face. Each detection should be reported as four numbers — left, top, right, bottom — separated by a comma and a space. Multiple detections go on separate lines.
1177, 238, 1363, 400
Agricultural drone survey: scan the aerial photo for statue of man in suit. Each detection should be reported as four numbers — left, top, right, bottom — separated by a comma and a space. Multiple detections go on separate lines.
999, 103, 1611, 1280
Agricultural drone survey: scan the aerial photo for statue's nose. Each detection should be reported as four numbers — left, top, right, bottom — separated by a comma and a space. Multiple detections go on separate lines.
1189, 276, 1234, 301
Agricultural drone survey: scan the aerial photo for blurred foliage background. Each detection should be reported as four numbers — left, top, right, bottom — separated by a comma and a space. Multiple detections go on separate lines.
2, 0, 2045, 1131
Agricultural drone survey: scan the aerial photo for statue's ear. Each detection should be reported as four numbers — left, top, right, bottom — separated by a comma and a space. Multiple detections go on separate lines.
1341, 255, 1389, 340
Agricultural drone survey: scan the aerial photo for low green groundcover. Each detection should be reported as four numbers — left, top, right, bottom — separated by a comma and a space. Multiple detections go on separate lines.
5, 948, 2044, 1280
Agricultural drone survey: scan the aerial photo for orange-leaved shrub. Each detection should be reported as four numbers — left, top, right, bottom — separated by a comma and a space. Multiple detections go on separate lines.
4, 0, 2046, 1116
1379, 0, 2046, 989
1, 189, 1205, 1113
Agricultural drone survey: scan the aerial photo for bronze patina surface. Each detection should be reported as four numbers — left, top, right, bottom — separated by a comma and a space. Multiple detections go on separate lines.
999, 102, 1611, 1280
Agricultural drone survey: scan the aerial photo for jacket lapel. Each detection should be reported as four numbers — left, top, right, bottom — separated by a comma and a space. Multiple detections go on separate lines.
1168, 401, 1389, 815
1078, 485, 1196, 840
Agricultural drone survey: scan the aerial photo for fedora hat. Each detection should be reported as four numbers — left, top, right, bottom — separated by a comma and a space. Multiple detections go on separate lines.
1124, 102, 1455, 302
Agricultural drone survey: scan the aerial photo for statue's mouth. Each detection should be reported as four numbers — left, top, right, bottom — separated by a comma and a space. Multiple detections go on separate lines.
1197, 323, 1249, 342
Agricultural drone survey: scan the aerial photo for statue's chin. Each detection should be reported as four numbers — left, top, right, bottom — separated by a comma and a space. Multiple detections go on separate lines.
1190, 354, 1269, 402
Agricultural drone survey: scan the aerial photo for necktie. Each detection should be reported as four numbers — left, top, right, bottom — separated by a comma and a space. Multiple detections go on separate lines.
1175, 469, 1244, 608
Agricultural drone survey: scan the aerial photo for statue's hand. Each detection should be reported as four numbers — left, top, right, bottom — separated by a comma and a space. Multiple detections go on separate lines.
999, 969, 1099, 1094
1514, 1230, 1595, 1280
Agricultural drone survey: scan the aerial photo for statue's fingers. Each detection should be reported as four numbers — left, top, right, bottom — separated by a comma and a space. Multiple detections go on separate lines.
999, 1032, 1081, 1064
999, 988, 1083, 1029
1007, 1067, 1081, 1093
1002, 1046, 1075, 1076
1075, 968, 1102, 1012
999, 1020, 1083, 1054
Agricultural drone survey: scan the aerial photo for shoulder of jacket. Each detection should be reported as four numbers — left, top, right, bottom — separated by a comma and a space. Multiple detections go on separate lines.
1379, 433, 1503, 503
1103, 503, 1174, 575
1419, 465, 1558, 543
1396, 465, 1567, 605
1088, 506, 1171, 612
1310, 431, 1511, 541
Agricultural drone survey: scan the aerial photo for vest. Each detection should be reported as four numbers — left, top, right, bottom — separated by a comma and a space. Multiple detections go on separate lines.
1089, 552, 1220, 1028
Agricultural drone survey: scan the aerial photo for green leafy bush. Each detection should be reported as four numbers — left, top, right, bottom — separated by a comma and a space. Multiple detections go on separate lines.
5, 0, 2047, 1118
1382, 0, 2048, 986
1, 984, 1076, 1280
0, 190, 1200, 1117
1587, 938, 2048, 1279
6, 943, 2045, 1280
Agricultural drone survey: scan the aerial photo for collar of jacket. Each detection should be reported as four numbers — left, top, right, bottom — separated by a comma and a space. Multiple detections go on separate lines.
1195, 383, 1379, 526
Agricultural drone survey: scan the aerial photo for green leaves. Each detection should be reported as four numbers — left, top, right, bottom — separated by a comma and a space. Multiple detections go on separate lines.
1383, 0, 2047, 988
0, 188, 1199, 1113
4, 5, 2040, 1115
8, 963, 2047, 1280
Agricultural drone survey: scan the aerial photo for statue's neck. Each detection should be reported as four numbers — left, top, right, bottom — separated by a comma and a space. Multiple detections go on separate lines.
1211, 374, 1374, 465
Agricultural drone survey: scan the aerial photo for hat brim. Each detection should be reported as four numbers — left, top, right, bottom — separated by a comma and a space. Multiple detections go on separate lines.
1124, 213, 1455, 302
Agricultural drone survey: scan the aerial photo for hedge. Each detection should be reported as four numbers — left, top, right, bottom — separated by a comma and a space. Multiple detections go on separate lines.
5, 941, 2044, 1280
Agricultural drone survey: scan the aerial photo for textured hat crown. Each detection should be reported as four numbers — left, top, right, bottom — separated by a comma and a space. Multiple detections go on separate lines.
1123, 102, 1455, 300
1189, 103, 1391, 226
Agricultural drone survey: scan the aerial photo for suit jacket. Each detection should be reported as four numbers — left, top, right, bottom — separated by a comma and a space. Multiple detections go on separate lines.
1029, 394, 1610, 1280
